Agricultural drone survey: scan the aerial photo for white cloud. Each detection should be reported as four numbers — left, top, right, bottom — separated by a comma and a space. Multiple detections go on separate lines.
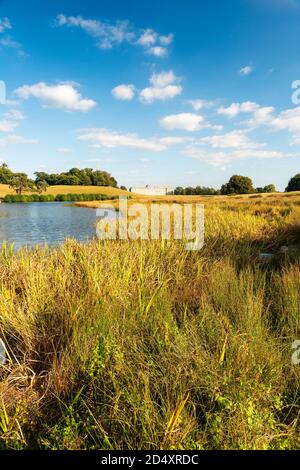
77, 128, 167, 152
77, 128, 190, 152
159, 34, 174, 46
140, 70, 182, 103
15, 82, 96, 112
112, 84, 135, 100
147, 46, 168, 57
185, 146, 295, 167
55, 15, 173, 57
239, 65, 253, 76
269, 106, 300, 136
57, 147, 72, 153
137, 29, 157, 46
0, 36, 26, 56
55, 14, 134, 50
0, 17, 11, 33
140, 85, 182, 104
198, 130, 264, 149
4, 109, 24, 120
0, 120, 18, 132
218, 101, 258, 118
247, 106, 275, 127
150, 70, 177, 88
0, 109, 24, 133
0, 134, 38, 146
158, 136, 194, 145
159, 113, 206, 132
137, 29, 173, 57
188, 99, 213, 111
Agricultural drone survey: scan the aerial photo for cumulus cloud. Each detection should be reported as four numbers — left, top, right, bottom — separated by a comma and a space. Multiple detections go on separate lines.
140, 85, 182, 104
136, 28, 173, 57
55, 15, 173, 57
239, 65, 253, 76
269, 107, 300, 138
15, 82, 97, 112
136, 28, 157, 46
139, 70, 182, 104
198, 130, 264, 149
147, 46, 168, 58
159, 113, 206, 132
218, 101, 258, 118
77, 128, 191, 152
184, 127, 296, 167
185, 146, 295, 167
77, 128, 167, 152
112, 84, 135, 100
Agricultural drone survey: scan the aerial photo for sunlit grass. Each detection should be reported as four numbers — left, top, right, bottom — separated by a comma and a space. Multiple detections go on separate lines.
0, 194, 300, 449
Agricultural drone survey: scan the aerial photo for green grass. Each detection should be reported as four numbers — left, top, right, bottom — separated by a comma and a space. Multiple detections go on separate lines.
0, 197, 300, 449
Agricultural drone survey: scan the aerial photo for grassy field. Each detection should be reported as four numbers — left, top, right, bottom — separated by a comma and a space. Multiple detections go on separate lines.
0, 192, 300, 449
0, 184, 131, 198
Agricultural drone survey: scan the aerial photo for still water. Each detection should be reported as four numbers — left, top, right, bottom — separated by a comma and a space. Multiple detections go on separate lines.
0, 202, 98, 250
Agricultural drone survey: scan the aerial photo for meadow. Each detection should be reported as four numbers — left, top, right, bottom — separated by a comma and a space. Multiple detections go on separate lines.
0, 184, 131, 199
0, 191, 300, 449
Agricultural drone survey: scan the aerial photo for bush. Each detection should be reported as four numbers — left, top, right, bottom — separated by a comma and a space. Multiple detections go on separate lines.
2, 193, 117, 203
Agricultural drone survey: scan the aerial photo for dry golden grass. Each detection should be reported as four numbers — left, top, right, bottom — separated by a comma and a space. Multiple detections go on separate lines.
0, 184, 131, 198
1, 187, 300, 450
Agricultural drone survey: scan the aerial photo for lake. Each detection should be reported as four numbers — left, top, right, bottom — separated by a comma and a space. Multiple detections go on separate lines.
0, 202, 98, 250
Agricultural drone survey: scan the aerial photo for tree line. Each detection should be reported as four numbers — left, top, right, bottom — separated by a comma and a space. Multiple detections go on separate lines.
175, 173, 300, 195
0, 163, 118, 195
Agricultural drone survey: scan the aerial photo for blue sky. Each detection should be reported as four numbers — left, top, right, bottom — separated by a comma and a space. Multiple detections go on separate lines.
1, 0, 300, 190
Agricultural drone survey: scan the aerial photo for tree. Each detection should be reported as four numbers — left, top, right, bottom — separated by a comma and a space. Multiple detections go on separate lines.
174, 186, 185, 195
0, 163, 13, 184
9, 175, 35, 195
264, 184, 276, 193
221, 175, 254, 195
36, 180, 49, 194
286, 174, 300, 192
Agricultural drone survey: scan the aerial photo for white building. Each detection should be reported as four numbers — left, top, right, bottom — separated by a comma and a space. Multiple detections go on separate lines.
129, 185, 174, 196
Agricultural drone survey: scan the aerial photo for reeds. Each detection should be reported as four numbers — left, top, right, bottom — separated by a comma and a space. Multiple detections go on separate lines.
0, 195, 300, 449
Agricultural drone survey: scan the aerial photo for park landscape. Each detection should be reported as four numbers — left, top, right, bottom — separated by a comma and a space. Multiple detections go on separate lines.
1, 167, 300, 449
2, 0, 300, 454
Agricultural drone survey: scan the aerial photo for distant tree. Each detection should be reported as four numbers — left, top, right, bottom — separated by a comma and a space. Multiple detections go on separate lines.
120, 185, 127, 191
221, 175, 254, 195
174, 186, 185, 195
264, 184, 276, 193
286, 174, 300, 192
36, 180, 49, 194
185, 186, 195, 195
0, 163, 13, 184
34, 168, 118, 188
9, 175, 35, 195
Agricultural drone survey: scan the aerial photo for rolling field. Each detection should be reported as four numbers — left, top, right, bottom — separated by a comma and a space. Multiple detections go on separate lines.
0, 184, 131, 198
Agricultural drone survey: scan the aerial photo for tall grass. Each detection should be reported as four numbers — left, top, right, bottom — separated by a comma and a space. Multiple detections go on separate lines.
0, 197, 300, 449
